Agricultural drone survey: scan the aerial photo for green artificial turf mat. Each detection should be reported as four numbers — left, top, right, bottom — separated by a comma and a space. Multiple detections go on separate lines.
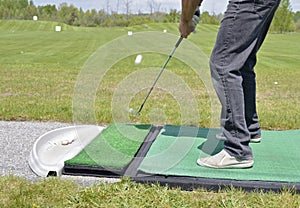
138, 125, 300, 183
65, 123, 152, 169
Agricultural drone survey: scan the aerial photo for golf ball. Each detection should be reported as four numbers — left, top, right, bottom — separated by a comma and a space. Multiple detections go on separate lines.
61, 140, 69, 145
61, 138, 74, 145
134, 54, 142, 65
128, 108, 134, 113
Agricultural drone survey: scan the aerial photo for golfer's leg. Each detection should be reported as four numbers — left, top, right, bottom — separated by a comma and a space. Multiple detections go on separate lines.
210, 0, 280, 159
241, 54, 261, 140
210, 0, 254, 160
241, 0, 280, 139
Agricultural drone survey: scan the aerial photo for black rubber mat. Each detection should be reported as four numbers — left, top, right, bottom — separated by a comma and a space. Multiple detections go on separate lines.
62, 124, 300, 192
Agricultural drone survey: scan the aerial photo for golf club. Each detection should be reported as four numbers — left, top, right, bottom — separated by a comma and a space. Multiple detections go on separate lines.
128, 36, 184, 115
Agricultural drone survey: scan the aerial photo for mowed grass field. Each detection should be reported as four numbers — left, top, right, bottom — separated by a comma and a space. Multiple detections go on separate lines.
1, 20, 299, 129
1, 20, 300, 207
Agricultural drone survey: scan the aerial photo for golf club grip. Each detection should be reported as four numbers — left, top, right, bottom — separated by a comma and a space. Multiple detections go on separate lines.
176, 36, 184, 48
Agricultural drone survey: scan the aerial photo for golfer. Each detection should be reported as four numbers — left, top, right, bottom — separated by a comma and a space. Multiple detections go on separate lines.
179, 0, 280, 168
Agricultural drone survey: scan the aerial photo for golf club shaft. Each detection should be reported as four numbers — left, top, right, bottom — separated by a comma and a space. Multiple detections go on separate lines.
136, 36, 184, 114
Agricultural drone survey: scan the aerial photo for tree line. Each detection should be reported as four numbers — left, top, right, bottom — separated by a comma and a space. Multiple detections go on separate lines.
0, 0, 299, 32
271, 0, 300, 32
0, 0, 221, 27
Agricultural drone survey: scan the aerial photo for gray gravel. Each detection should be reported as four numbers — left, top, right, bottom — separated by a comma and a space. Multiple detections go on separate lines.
0, 121, 120, 186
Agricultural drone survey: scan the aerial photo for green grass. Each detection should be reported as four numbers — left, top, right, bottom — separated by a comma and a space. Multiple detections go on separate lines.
1, 20, 300, 207
65, 123, 152, 168
255, 33, 300, 129
0, 20, 75, 32
0, 20, 124, 122
1, 20, 299, 128
1, 176, 300, 208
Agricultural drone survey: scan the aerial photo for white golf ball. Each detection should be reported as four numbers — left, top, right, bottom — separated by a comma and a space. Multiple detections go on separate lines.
61, 138, 74, 145
127, 108, 133, 113
134, 54, 142, 65
61, 140, 69, 145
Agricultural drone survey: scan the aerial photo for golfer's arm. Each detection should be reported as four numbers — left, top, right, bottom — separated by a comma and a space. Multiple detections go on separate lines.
181, 0, 203, 23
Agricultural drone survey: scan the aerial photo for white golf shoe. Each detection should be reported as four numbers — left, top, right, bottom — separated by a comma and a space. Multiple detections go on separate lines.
197, 150, 254, 169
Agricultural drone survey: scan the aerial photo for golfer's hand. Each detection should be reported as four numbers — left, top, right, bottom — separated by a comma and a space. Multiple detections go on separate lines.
179, 8, 200, 38
179, 20, 195, 38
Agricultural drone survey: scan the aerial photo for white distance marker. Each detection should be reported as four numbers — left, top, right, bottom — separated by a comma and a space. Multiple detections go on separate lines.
134, 54, 142, 65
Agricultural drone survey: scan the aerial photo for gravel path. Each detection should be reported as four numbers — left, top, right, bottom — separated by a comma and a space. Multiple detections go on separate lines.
0, 121, 120, 186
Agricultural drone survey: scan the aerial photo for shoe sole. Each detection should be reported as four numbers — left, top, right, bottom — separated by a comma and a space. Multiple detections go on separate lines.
216, 134, 261, 143
250, 138, 261, 143
197, 158, 254, 169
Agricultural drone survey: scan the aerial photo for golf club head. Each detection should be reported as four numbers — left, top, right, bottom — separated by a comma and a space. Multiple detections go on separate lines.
127, 108, 140, 116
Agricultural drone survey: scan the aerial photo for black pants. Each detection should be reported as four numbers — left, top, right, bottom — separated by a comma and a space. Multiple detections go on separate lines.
210, 0, 280, 159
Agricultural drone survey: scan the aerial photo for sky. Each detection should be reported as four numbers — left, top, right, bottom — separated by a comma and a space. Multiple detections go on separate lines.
32, 0, 300, 14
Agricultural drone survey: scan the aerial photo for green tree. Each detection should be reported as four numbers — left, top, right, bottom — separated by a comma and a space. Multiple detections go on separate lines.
23, 0, 38, 20
294, 11, 300, 31
0, 0, 29, 19
271, 0, 294, 32
82, 9, 96, 27
58, 3, 79, 25
163, 9, 180, 23
200, 11, 220, 25
294, 11, 300, 22
38, 4, 57, 20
